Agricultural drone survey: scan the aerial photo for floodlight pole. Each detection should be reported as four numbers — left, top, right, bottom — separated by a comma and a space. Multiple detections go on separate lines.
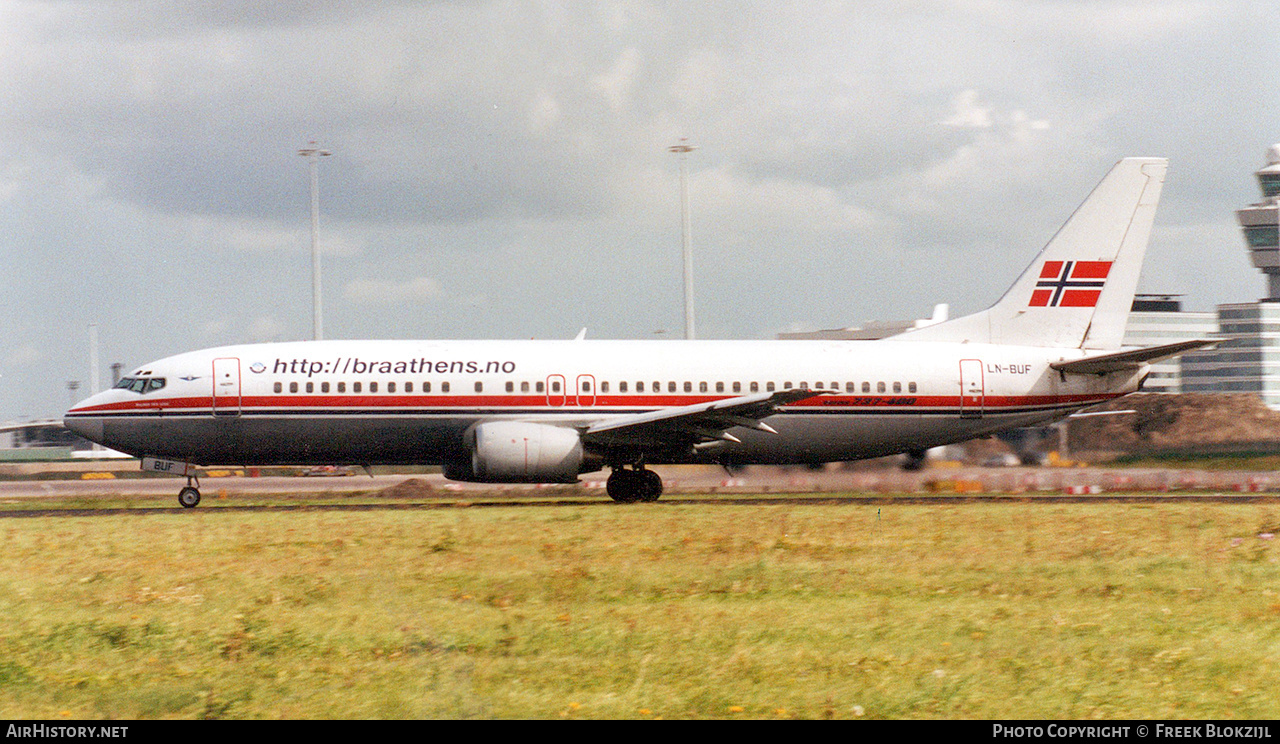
668, 140, 697, 340
88, 324, 101, 451
299, 143, 331, 341
88, 324, 99, 396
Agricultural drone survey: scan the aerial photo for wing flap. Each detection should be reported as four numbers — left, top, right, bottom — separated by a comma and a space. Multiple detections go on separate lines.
582, 389, 828, 449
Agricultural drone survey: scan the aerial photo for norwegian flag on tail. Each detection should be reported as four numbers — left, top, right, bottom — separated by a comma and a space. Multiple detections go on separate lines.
1028, 260, 1112, 308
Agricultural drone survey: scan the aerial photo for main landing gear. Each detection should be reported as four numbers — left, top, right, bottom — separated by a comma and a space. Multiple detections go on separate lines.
177, 476, 201, 508
606, 466, 663, 503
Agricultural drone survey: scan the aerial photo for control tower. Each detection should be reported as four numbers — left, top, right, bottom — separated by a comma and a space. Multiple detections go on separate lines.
1184, 145, 1280, 409
1237, 144, 1280, 299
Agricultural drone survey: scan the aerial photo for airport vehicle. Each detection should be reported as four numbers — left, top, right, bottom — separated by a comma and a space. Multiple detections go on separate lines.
64, 158, 1210, 506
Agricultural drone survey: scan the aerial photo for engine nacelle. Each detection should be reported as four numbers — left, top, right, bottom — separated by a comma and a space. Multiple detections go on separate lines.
446, 421, 585, 483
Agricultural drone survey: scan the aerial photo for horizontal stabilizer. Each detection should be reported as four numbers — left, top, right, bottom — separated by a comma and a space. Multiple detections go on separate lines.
1050, 339, 1218, 375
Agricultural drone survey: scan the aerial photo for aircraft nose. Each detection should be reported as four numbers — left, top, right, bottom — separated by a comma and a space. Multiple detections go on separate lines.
63, 401, 105, 444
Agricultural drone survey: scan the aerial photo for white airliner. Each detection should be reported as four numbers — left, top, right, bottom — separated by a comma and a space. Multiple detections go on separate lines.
65, 158, 1211, 507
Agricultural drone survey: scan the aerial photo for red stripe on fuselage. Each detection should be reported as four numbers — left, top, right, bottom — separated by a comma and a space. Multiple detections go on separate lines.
69, 392, 1125, 415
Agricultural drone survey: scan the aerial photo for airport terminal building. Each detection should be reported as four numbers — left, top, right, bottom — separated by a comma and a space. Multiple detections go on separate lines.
1121, 295, 1216, 394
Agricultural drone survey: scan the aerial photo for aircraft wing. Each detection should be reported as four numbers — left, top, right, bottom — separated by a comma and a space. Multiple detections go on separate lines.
0, 419, 64, 434
1050, 339, 1218, 375
582, 389, 831, 449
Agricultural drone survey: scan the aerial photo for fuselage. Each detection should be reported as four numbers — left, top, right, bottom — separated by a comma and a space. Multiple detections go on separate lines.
61, 157, 1173, 507
63, 338, 1143, 472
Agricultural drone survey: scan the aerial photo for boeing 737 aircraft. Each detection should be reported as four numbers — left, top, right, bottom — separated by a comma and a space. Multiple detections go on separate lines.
65, 157, 1212, 507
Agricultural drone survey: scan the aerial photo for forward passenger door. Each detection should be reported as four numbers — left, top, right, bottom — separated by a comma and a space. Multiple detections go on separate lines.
212, 357, 241, 416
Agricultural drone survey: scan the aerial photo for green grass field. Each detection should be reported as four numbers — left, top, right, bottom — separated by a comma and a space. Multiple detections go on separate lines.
1, 499, 1277, 719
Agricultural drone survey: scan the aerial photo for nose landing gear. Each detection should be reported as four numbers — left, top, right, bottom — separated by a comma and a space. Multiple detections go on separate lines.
177, 476, 201, 508
606, 466, 663, 503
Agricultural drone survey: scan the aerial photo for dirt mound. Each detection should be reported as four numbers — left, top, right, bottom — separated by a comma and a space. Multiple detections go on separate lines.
1070, 393, 1280, 455
373, 477, 436, 498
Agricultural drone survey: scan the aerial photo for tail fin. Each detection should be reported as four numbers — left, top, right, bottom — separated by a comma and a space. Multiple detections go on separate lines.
899, 157, 1167, 350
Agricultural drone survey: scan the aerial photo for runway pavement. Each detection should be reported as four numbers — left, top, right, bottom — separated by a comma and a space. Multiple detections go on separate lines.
2, 462, 1278, 501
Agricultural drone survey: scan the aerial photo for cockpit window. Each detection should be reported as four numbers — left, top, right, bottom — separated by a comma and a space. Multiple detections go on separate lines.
115, 376, 166, 394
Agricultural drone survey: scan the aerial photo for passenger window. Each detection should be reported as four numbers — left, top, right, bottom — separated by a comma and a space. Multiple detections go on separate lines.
893, 382, 902, 393
475, 381, 483, 393
784, 382, 793, 390
582, 381, 591, 392
405, 382, 413, 393
635, 381, 643, 392
877, 382, 886, 393
274, 382, 283, 394
442, 382, 450, 393
699, 382, 707, 393
370, 382, 378, 393
668, 382, 676, 393
684, 382, 692, 393
601, 381, 610, 393
846, 382, 855, 393
506, 381, 514, 393
813, 382, 822, 390
353, 382, 362, 393
619, 381, 627, 393
908, 382, 917, 393
551, 381, 561, 393
388, 382, 396, 393
521, 381, 530, 393
290, 382, 299, 393
766, 382, 775, 392
338, 382, 346, 393
733, 382, 741, 393
750, 382, 759, 393
862, 382, 871, 393
536, 381, 544, 393
306, 382, 314, 393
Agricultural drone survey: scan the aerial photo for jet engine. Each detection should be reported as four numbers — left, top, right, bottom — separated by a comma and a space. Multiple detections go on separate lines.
444, 421, 587, 483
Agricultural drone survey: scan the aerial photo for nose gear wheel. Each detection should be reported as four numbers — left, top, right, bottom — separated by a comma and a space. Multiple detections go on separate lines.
178, 475, 201, 508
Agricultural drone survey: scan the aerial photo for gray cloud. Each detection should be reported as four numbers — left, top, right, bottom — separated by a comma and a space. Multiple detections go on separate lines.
1, 0, 1277, 420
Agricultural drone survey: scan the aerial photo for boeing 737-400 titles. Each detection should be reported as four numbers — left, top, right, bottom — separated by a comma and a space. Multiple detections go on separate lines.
65, 158, 1212, 506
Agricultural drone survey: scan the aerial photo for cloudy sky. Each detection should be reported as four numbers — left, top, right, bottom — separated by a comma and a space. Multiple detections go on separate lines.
1, 0, 1277, 421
